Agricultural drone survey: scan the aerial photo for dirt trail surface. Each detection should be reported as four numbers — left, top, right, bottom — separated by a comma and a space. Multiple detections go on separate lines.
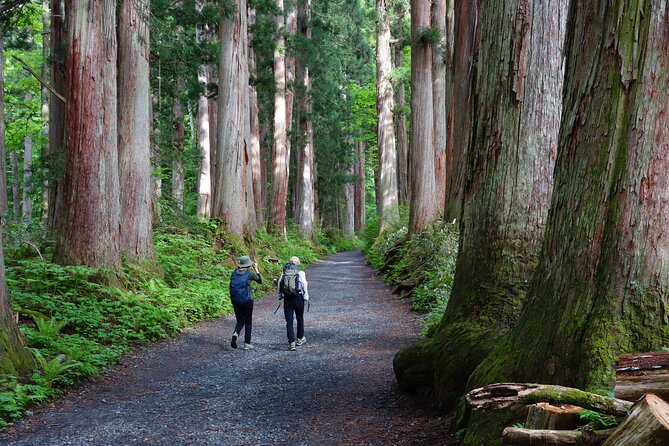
1, 250, 454, 445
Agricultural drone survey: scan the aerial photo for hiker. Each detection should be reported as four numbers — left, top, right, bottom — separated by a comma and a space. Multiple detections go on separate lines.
278, 256, 309, 351
229, 255, 262, 350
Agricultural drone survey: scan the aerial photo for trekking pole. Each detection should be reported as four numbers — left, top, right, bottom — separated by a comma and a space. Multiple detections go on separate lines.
274, 296, 283, 314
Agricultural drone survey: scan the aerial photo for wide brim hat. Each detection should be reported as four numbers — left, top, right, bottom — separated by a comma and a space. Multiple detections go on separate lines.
237, 256, 253, 268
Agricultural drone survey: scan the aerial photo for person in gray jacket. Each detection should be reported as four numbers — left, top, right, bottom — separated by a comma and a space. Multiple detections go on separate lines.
278, 256, 309, 351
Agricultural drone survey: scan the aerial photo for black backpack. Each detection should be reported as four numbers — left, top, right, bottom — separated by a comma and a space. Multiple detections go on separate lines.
229, 269, 252, 304
280, 263, 303, 299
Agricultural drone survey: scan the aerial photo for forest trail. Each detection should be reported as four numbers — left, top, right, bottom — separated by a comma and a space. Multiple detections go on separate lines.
0, 250, 453, 446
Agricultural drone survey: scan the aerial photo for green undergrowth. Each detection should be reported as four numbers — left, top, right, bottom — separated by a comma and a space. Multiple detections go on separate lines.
0, 220, 357, 427
364, 215, 459, 333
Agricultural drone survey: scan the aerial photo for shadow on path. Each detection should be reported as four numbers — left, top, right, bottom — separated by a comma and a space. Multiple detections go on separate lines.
0, 250, 454, 446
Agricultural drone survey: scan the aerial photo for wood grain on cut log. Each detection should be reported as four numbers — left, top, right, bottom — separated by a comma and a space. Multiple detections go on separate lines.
601, 394, 669, 445
467, 383, 632, 418
526, 403, 583, 430
615, 352, 669, 402
503, 426, 613, 446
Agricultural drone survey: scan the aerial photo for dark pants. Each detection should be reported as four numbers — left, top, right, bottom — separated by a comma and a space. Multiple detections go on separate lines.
233, 300, 254, 344
284, 297, 304, 343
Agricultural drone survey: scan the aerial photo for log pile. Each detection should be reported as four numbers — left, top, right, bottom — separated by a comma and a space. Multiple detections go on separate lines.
614, 351, 669, 402
467, 382, 669, 445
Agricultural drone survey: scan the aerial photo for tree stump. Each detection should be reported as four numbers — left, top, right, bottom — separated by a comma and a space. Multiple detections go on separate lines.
615, 352, 669, 402
526, 402, 584, 430
601, 393, 669, 445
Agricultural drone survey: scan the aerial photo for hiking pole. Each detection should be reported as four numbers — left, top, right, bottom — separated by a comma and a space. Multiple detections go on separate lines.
274, 296, 284, 314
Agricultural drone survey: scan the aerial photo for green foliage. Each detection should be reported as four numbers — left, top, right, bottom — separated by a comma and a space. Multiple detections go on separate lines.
578, 409, 620, 430
364, 218, 459, 333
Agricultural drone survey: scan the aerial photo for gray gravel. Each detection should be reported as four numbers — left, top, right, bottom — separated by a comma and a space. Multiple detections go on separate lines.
0, 249, 454, 445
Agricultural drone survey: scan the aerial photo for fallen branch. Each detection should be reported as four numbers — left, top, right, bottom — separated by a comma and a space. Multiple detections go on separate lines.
11, 55, 66, 103
467, 383, 632, 418
503, 426, 614, 446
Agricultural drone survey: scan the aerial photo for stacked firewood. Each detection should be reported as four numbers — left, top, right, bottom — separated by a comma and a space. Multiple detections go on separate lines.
468, 353, 669, 445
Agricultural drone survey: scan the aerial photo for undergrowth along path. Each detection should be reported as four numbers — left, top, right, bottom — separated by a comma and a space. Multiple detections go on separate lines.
0, 250, 454, 445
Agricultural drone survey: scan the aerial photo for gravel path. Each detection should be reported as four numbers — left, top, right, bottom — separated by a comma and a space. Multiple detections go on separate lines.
0, 250, 454, 446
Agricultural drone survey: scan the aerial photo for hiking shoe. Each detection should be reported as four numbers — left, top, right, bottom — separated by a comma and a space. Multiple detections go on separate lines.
231, 333, 238, 349
243, 343, 254, 350
296, 337, 306, 346
288, 342, 296, 351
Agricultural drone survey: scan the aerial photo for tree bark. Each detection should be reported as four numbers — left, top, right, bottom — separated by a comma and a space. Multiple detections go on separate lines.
41, 0, 50, 224
268, 0, 288, 237
0, 32, 6, 215
22, 93, 33, 226
503, 427, 613, 446
10, 151, 20, 218
444, 0, 477, 222
212, 0, 251, 238
393, 43, 409, 208
343, 163, 355, 236
295, 0, 315, 239
354, 140, 365, 232
470, 0, 669, 395
376, 0, 399, 233
396, 0, 567, 410
171, 91, 185, 214
196, 1, 214, 219
46, 0, 66, 234
432, 0, 447, 213
55, 0, 121, 268
0, 214, 35, 376
602, 394, 669, 446
118, 0, 154, 259
248, 5, 264, 226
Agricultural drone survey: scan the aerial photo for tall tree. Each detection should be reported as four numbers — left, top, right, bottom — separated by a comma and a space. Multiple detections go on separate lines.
40, 0, 50, 223
354, 140, 365, 232
295, 0, 315, 238
343, 166, 355, 236
171, 90, 185, 214
432, 0, 447, 212
393, 4, 409, 207
22, 93, 32, 225
196, 1, 214, 218
395, 0, 567, 409
376, 0, 399, 233
468, 0, 669, 427
46, 0, 66, 233
444, 0, 477, 221
269, 0, 289, 237
118, 0, 154, 259
55, 0, 121, 268
408, 0, 437, 234
248, 5, 264, 225
212, 0, 252, 238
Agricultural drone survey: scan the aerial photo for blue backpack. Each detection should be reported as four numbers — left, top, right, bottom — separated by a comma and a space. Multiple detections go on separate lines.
230, 269, 252, 305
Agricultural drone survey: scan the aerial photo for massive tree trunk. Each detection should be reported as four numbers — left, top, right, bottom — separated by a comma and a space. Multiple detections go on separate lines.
284, 0, 297, 188
55, 0, 121, 268
171, 92, 185, 214
118, 0, 154, 259
408, 0, 437, 234
195, 4, 213, 219
432, 0, 447, 214
393, 8, 409, 207
444, 0, 477, 222
354, 140, 365, 232
150, 96, 162, 221
248, 5, 264, 226
268, 0, 288, 237
46, 0, 66, 234
295, 0, 315, 239
212, 0, 251, 238
343, 164, 355, 236
376, 0, 399, 233
396, 0, 567, 409
469, 0, 669, 403
22, 94, 33, 226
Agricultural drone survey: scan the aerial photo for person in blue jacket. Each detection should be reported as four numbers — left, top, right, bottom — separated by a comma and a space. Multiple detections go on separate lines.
229, 255, 262, 350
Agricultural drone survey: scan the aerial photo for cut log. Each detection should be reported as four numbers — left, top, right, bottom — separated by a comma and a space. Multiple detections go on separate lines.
503, 426, 614, 446
601, 393, 669, 445
467, 383, 632, 418
526, 402, 584, 430
615, 351, 669, 402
